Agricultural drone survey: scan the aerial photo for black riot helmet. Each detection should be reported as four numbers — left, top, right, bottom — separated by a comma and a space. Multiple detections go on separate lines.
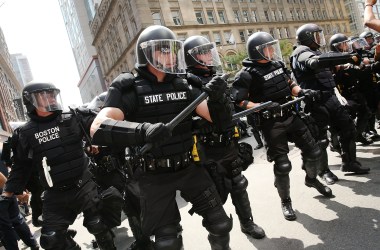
183, 35, 223, 73
246, 31, 282, 61
359, 31, 374, 47
296, 23, 326, 48
22, 82, 63, 114
329, 33, 352, 53
135, 25, 186, 74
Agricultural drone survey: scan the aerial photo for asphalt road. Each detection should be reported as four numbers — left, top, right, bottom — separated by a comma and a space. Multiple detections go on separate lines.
14, 131, 380, 250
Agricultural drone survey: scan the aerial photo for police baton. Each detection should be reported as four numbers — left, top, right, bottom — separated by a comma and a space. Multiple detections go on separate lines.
261, 96, 305, 119
232, 101, 273, 121
280, 96, 305, 109
138, 73, 230, 155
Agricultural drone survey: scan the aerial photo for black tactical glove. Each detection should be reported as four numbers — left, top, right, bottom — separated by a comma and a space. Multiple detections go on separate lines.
142, 123, 172, 145
203, 75, 227, 102
298, 89, 320, 101
371, 61, 380, 73
186, 73, 203, 89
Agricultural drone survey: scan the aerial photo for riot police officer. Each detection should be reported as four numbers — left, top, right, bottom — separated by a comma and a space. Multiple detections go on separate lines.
329, 33, 373, 145
232, 31, 332, 221
184, 35, 265, 239
290, 23, 370, 179
91, 25, 232, 250
1, 82, 121, 250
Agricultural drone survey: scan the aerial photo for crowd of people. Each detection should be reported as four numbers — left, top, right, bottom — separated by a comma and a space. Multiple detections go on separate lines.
0, 17, 379, 250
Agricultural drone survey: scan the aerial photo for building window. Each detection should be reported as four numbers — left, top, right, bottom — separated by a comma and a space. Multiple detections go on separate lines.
269, 28, 275, 38
277, 28, 282, 39
207, 10, 216, 24
195, 10, 205, 24
247, 29, 254, 36
239, 30, 246, 42
233, 10, 241, 23
242, 10, 250, 22
264, 10, 270, 21
284, 27, 289, 38
224, 31, 232, 44
152, 11, 162, 25
290, 10, 294, 21
272, 9, 277, 21
218, 10, 226, 23
296, 9, 301, 20
303, 9, 307, 20
251, 10, 258, 22
213, 32, 221, 45
171, 10, 182, 25
278, 9, 284, 21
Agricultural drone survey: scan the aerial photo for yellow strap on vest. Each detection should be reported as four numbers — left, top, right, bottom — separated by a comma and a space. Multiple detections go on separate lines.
191, 135, 200, 162
234, 126, 240, 138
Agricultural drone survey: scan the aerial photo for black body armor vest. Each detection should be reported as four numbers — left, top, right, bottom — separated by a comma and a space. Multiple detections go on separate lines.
19, 113, 88, 189
128, 76, 194, 158
244, 61, 291, 104
291, 46, 336, 91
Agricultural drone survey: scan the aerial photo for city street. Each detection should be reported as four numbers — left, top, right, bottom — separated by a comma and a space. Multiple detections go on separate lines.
14, 133, 380, 250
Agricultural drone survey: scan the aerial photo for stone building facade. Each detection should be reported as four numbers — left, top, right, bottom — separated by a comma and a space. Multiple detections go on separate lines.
90, 0, 351, 86
0, 28, 24, 140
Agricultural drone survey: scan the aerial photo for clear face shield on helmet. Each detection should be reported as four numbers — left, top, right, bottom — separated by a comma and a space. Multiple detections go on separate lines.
311, 30, 326, 47
256, 39, 283, 61
187, 42, 223, 74
25, 89, 63, 113
140, 39, 186, 74
350, 38, 369, 50
333, 40, 353, 53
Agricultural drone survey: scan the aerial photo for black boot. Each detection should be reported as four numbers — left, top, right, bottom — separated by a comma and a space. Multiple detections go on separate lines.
274, 174, 295, 220
316, 148, 336, 185
305, 176, 333, 197
240, 220, 265, 239
341, 160, 370, 173
319, 170, 338, 185
281, 198, 296, 221
230, 176, 265, 239
340, 142, 370, 174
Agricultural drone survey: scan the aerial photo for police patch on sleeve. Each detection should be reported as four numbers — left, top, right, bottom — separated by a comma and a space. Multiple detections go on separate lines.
143, 91, 188, 105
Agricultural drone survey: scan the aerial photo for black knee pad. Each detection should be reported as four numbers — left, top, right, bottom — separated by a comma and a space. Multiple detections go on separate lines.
40, 231, 66, 249
303, 146, 321, 162
274, 155, 292, 176
83, 215, 108, 235
154, 235, 183, 250
154, 224, 183, 250
231, 175, 248, 193
202, 207, 233, 236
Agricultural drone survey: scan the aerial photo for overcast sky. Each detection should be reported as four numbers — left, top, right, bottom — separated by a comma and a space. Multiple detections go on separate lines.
0, 0, 83, 106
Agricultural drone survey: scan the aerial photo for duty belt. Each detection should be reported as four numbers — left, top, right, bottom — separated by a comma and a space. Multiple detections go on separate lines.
198, 131, 234, 147
48, 169, 92, 191
141, 152, 192, 173
261, 107, 293, 120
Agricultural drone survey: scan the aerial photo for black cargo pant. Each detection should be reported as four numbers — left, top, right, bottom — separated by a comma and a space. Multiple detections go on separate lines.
137, 163, 230, 241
